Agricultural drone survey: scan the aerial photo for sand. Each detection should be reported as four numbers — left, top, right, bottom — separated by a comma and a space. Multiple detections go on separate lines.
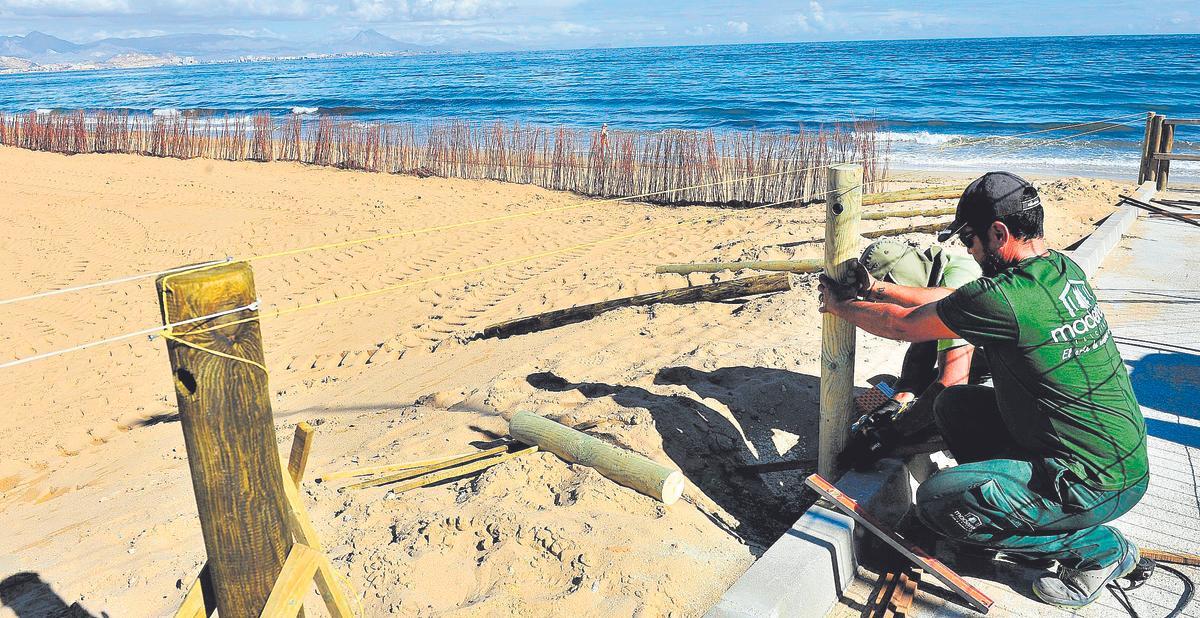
0, 145, 1134, 616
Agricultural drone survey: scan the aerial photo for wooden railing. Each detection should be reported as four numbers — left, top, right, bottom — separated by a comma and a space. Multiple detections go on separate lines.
1139, 112, 1198, 190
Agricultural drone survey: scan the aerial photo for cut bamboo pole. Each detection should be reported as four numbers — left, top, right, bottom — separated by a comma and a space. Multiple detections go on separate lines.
509, 411, 685, 504
156, 262, 291, 617
382, 446, 538, 495
343, 445, 510, 491
819, 163, 863, 480
655, 259, 821, 275
478, 273, 791, 340
862, 186, 964, 206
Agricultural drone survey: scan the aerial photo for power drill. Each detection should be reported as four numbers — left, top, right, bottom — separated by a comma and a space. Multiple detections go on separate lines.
838, 382, 910, 471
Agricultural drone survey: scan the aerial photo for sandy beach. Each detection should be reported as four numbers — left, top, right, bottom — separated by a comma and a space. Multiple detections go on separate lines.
0, 145, 1136, 616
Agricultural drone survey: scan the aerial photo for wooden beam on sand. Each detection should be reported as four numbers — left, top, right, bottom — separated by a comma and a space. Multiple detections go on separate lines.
156, 262, 292, 618
655, 259, 821, 276
861, 221, 948, 239
477, 273, 791, 340
861, 205, 957, 221
862, 186, 965, 206
509, 412, 685, 504
819, 163, 862, 480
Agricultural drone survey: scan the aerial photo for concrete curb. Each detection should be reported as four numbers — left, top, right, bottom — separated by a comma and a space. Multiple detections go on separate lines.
1069, 181, 1155, 278
705, 458, 913, 618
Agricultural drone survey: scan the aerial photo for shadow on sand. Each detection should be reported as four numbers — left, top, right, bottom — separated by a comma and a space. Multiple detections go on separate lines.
527, 365, 823, 552
0, 572, 102, 618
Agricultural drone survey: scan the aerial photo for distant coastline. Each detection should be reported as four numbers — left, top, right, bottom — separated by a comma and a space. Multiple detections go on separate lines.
0, 49, 437, 75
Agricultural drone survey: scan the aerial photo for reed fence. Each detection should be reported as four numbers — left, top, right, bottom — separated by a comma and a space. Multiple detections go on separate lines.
0, 110, 887, 205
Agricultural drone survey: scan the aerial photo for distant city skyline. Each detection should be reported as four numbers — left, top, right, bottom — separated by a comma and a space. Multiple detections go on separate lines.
0, 0, 1197, 52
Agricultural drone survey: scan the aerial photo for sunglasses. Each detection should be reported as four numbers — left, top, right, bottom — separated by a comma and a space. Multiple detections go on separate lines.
958, 228, 977, 247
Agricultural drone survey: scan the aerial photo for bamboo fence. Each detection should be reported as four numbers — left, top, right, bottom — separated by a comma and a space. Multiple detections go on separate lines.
0, 110, 888, 206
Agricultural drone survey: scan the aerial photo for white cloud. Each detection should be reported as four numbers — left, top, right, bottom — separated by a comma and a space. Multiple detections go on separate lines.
685, 23, 713, 36
809, 0, 824, 24
725, 20, 748, 34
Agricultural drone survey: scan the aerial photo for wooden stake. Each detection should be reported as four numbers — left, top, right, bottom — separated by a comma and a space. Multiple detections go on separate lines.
819, 163, 862, 479
1138, 112, 1156, 184
157, 262, 293, 617
510, 412, 685, 504
288, 422, 315, 487
477, 273, 791, 340
1157, 122, 1175, 191
655, 259, 821, 275
1146, 115, 1164, 182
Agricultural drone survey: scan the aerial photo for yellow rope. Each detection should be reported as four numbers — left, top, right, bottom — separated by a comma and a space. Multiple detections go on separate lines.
161, 331, 267, 373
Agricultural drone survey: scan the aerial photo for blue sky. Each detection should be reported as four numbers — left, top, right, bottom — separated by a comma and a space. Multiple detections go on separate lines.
1, 0, 1196, 49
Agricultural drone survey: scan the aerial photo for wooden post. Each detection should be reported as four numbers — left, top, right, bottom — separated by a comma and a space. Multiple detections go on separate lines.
1146, 115, 1164, 182
1138, 112, 1156, 184
1157, 121, 1176, 191
509, 412, 685, 504
156, 262, 293, 617
819, 163, 863, 480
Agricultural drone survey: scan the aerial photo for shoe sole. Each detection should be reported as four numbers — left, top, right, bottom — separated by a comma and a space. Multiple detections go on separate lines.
1032, 545, 1141, 609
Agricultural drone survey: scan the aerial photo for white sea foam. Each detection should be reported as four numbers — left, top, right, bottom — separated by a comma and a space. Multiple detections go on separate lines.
152, 108, 181, 117
877, 131, 967, 146
35, 108, 51, 115
291, 106, 318, 115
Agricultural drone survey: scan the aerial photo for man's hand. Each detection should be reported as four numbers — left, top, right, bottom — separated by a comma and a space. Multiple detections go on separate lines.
818, 273, 857, 316
846, 259, 877, 299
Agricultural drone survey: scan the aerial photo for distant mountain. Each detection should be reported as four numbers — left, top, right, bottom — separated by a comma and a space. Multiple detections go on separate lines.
0, 29, 438, 73
0, 31, 82, 56
340, 29, 412, 53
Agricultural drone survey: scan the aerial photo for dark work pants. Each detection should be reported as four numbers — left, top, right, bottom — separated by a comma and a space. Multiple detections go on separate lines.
914, 385, 1148, 570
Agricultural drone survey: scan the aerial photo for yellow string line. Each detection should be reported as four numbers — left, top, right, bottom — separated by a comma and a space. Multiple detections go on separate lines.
936, 110, 1147, 150
161, 331, 268, 372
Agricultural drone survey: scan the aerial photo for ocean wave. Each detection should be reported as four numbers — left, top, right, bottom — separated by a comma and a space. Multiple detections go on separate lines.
152, 108, 181, 117
291, 106, 318, 115
878, 131, 970, 146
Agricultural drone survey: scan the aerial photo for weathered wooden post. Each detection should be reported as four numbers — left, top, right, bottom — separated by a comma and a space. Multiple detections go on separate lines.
157, 262, 293, 617
1157, 120, 1175, 191
819, 163, 863, 480
1146, 115, 1164, 183
1138, 112, 1156, 184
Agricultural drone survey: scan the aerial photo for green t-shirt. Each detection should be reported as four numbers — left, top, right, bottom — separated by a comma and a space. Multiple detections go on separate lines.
935, 250, 1148, 491
934, 253, 982, 352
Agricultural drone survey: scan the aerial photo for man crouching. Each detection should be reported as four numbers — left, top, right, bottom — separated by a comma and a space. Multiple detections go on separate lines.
819, 172, 1149, 608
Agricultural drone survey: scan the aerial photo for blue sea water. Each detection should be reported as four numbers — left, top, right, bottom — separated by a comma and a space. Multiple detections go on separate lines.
2, 34, 1198, 180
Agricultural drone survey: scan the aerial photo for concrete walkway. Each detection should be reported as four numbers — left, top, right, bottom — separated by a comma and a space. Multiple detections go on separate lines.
830, 205, 1200, 617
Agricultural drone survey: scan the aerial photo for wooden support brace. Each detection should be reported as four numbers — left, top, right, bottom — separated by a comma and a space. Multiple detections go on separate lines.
862, 186, 965, 206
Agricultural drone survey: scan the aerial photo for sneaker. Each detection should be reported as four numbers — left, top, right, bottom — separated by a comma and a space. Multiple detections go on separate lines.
1032, 542, 1140, 608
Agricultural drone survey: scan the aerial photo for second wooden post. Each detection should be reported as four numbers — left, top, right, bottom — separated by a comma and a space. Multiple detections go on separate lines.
819, 163, 863, 480
157, 262, 293, 617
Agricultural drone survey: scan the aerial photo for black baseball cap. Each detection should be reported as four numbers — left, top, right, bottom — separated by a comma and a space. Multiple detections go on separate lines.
938, 172, 1043, 242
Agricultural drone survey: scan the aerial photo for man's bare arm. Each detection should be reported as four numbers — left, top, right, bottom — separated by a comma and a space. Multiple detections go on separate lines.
936, 345, 973, 387
864, 280, 956, 308
822, 296, 960, 343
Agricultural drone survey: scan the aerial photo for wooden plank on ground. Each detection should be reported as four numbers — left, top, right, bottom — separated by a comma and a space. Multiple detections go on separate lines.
805, 473, 993, 614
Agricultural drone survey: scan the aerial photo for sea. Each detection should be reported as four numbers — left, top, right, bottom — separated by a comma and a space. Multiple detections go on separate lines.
2, 34, 1198, 181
